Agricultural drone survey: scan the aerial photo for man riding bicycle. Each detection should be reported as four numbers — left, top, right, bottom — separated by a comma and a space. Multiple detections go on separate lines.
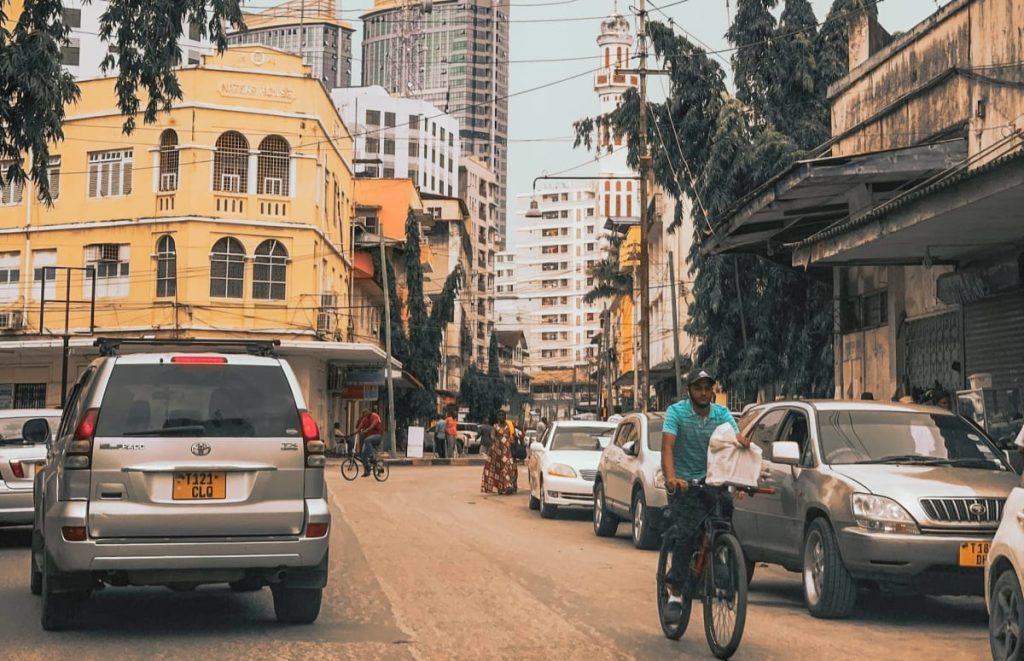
661, 368, 750, 625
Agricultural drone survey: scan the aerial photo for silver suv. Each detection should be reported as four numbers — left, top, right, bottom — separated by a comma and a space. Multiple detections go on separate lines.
733, 400, 1018, 619
31, 340, 330, 630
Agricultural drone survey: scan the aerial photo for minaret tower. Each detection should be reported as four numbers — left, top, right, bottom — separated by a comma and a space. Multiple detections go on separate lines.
595, 1, 639, 220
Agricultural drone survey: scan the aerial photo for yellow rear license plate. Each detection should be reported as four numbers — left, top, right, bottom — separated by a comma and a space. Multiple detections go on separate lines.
959, 541, 990, 567
172, 472, 226, 500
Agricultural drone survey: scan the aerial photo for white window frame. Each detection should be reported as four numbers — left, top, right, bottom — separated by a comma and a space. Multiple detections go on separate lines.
87, 150, 133, 198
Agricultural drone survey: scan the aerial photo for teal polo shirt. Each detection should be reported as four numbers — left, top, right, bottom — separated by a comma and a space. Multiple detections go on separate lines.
663, 399, 739, 481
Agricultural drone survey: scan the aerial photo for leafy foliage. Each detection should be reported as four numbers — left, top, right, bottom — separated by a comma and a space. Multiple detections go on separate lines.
585, 231, 633, 304
460, 332, 511, 424
0, 0, 244, 201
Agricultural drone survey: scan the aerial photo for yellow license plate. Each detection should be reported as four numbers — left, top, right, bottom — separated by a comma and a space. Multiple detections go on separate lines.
172, 472, 226, 500
959, 541, 990, 567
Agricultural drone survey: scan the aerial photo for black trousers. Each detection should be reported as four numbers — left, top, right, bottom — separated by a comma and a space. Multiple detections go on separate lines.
666, 488, 733, 591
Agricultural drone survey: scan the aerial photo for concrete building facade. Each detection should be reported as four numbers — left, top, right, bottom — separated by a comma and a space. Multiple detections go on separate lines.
360, 0, 511, 246
227, 0, 356, 90
459, 156, 499, 368
331, 86, 461, 197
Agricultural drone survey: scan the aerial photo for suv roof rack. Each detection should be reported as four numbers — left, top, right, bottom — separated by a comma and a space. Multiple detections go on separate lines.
95, 338, 281, 358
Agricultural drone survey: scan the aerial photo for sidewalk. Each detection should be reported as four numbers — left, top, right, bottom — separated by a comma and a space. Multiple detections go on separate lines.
326, 452, 489, 467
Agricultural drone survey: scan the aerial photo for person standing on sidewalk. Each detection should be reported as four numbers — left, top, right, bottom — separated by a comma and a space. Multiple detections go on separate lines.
445, 411, 459, 459
431, 412, 448, 458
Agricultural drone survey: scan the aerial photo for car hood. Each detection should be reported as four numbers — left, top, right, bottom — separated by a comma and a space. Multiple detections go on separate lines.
829, 463, 1019, 500
545, 450, 602, 470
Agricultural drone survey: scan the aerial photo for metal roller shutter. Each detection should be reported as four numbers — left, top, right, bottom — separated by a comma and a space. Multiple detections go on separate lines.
904, 311, 961, 395
964, 291, 1024, 390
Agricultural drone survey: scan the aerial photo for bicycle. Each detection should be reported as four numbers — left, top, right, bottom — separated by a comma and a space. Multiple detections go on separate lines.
656, 479, 770, 659
340, 444, 390, 482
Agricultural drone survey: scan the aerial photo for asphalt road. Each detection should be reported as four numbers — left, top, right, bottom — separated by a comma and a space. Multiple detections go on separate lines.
0, 465, 990, 660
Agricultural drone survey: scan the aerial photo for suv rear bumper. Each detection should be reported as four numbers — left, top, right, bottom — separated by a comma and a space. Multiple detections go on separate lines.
839, 525, 991, 594
44, 498, 330, 575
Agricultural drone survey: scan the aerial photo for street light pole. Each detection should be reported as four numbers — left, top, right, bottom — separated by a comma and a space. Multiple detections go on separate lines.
379, 229, 397, 455
636, 0, 651, 413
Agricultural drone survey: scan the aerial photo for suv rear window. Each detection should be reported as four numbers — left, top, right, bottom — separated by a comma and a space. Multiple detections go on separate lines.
95, 364, 300, 438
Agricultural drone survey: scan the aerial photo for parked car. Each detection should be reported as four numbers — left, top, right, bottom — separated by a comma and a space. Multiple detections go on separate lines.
986, 483, 1024, 661
457, 422, 481, 454
593, 412, 668, 549
0, 409, 62, 525
32, 343, 330, 630
527, 421, 616, 519
733, 400, 1018, 619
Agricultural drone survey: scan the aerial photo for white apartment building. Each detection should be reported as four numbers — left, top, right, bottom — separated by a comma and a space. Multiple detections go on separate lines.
331, 86, 461, 198
460, 157, 499, 368
503, 187, 604, 374
58, 1, 211, 78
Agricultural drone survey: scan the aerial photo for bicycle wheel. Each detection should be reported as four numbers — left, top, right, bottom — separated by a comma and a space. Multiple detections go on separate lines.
656, 529, 692, 640
703, 532, 748, 659
373, 461, 390, 482
340, 458, 360, 481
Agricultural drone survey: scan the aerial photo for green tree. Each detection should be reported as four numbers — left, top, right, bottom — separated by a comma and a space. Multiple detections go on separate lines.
773, 0, 826, 149
584, 231, 633, 304
726, 0, 778, 118
0, 0, 244, 201
459, 332, 508, 424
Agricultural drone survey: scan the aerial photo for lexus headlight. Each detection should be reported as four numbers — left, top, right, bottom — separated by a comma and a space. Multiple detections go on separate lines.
654, 469, 666, 490
547, 463, 577, 478
851, 493, 920, 534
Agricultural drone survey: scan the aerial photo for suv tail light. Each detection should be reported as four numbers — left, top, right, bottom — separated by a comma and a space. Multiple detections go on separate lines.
300, 411, 325, 468
9, 462, 24, 479
66, 408, 98, 470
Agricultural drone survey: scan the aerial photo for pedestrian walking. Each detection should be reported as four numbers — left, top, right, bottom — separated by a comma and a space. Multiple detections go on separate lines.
445, 411, 459, 459
535, 416, 549, 439
431, 412, 448, 458
481, 410, 518, 494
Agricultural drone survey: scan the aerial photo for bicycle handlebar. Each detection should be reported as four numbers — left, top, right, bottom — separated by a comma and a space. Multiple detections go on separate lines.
666, 479, 775, 496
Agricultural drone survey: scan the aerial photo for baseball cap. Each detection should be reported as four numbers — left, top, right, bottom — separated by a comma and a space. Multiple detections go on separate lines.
686, 368, 716, 385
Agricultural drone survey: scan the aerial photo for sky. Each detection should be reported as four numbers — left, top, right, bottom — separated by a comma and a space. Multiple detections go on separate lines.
246, 0, 944, 242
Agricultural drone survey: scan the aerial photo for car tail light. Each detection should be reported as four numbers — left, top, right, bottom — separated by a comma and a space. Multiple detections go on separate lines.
65, 408, 98, 470
305, 522, 329, 538
170, 356, 227, 364
61, 526, 87, 542
9, 462, 24, 479
300, 411, 325, 468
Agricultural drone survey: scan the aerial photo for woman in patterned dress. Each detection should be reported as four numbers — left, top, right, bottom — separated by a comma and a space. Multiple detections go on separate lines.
481, 410, 518, 494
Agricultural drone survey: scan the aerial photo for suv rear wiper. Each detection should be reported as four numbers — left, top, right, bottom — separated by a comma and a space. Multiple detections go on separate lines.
123, 425, 206, 436
852, 455, 944, 465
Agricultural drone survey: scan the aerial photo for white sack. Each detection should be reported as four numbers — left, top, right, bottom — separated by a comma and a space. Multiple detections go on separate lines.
705, 423, 763, 488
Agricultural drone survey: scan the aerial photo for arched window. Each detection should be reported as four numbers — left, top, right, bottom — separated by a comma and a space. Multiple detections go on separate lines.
616, 47, 623, 68
253, 239, 287, 300
604, 48, 610, 68
213, 131, 248, 193
210, 237, 245, 298
156, 235, 177, 297
158, 130, 179, 191
257, 135, 290, 196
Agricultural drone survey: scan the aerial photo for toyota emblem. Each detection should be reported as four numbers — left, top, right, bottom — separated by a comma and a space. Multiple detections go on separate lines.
190, 442, 212, 457
969, 502, 986, 516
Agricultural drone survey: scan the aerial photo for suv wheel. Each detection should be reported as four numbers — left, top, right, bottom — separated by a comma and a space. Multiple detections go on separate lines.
30, 547, 42, 596
40, 555, 87, 631
631, 490, 659, 550
272, 585, 323, 624
802, 518, 856, 619
539, 480, 558, 519
593, 482, 619, 537
990, 569, 1024, 661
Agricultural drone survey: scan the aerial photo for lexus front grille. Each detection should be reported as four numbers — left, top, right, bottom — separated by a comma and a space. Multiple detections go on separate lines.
920, 497, 1004, 523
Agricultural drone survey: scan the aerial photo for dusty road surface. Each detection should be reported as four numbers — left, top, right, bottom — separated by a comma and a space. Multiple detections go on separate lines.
0, 465, 989, 660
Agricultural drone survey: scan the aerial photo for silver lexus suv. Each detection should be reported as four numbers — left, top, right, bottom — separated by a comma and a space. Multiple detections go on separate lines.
31, 340, 330, 630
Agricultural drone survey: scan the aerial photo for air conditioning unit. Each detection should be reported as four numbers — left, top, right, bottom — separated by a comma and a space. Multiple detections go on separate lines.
317, 311, 336, 335
0, 310, 24, 330
220, 173, 242, 192
159, 172, 178, 191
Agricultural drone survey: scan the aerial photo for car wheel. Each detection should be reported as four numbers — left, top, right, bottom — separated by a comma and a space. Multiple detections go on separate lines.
593, 481, 619, 537
802, 518, 856, 619
539, 480, 558, 519
41, 555, 86, 631
272, 585, 323, 624
528, 473, 540, 510
30, 546, 42, 596
631, 490, 660, 550
991, 569, 1024, 661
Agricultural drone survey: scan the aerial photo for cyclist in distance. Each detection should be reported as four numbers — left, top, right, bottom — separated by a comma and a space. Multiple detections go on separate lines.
661, 369, 751, 624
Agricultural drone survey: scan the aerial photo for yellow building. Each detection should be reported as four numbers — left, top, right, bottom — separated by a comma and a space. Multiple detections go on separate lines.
0, 45, 391, 429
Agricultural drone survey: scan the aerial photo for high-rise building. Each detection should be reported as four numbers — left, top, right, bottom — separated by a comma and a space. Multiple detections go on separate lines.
460, 156, 499, 367
56, 0, 211, 78
360, 0, 511, 247
331, 86, 460, 197
226, 0, 355, 89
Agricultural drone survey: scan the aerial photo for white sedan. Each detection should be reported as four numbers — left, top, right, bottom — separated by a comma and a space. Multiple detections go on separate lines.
527, 421, 616, 519
986, 484, 1024, 660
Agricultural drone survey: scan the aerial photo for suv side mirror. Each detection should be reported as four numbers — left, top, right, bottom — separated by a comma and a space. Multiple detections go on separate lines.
529, 442, 545, 453
22, 418, 51, 445
622, 441, 638, 456
772, 441, 800, 466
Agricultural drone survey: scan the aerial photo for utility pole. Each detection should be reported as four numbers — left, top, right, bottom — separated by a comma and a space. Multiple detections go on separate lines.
571, 349, 578, 419
379, 230, 397, 454
669, 250, 683, 400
